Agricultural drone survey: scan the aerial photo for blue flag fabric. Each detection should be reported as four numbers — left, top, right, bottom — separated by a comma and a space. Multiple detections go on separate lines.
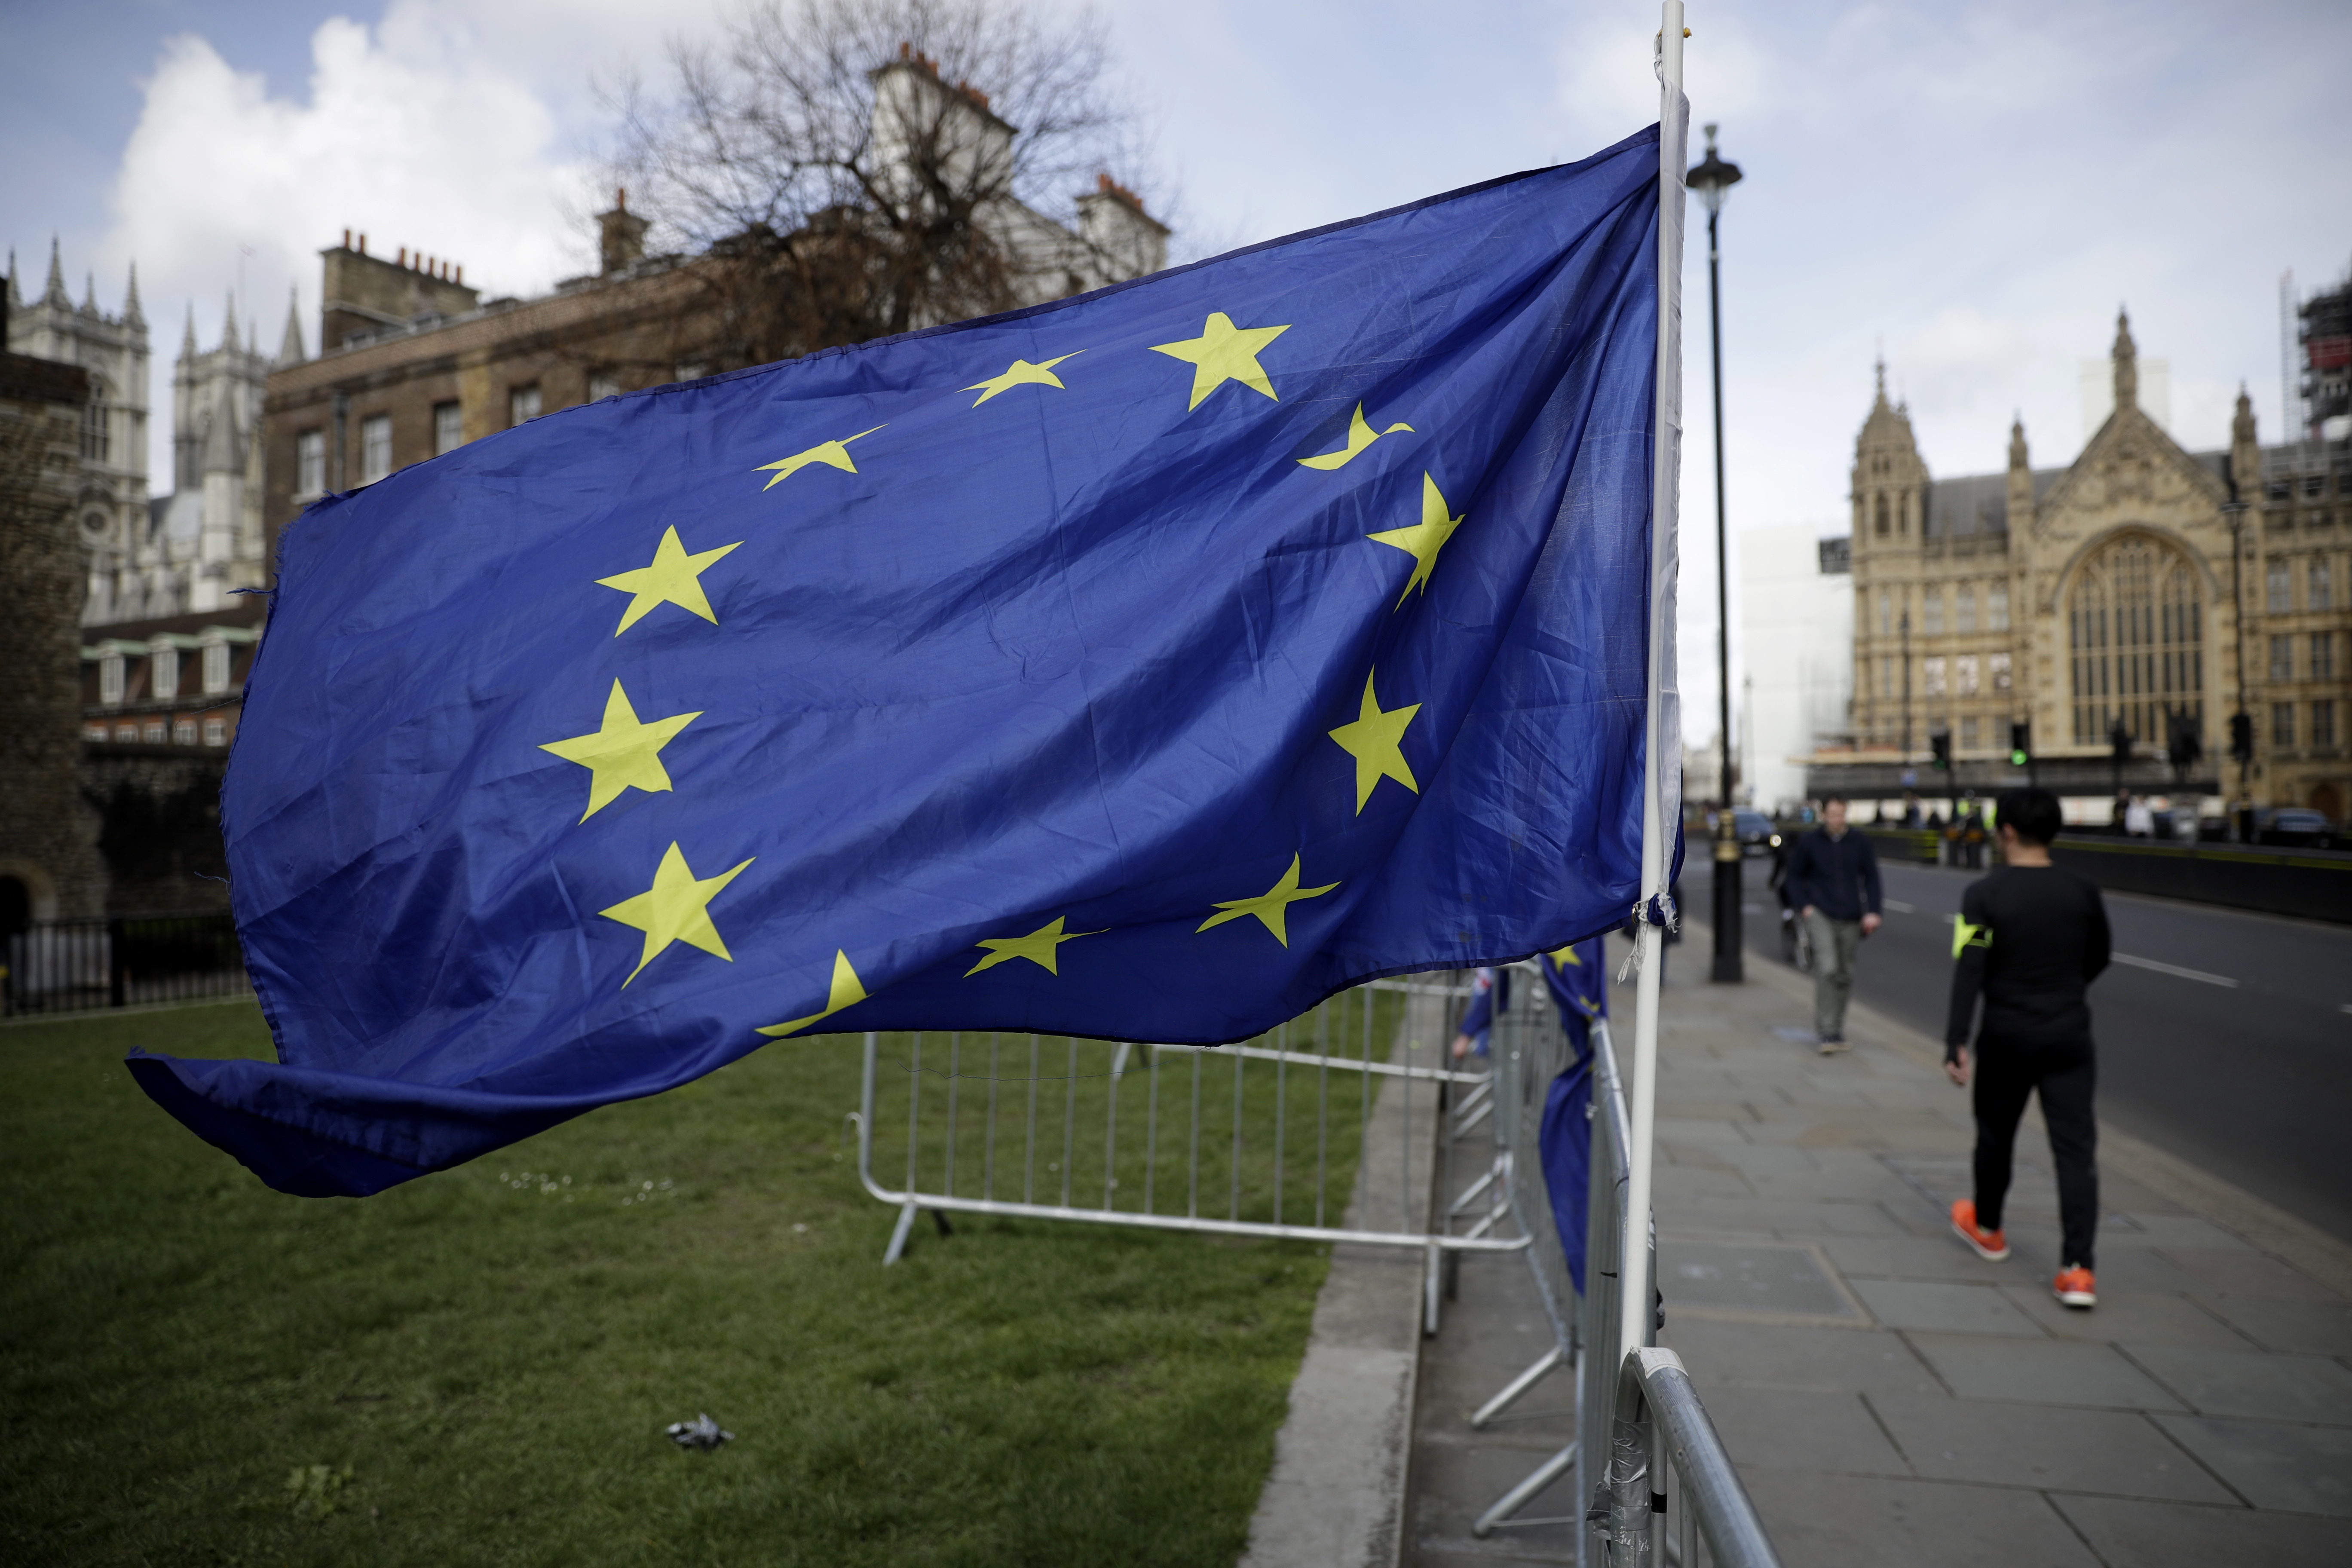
130, 128, 1668, 1197
1537, 938, 1608, 1293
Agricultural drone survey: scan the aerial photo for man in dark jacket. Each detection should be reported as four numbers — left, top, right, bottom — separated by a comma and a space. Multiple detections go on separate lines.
1784, 796, 1882, 1050
1945, 786, 2111, 1309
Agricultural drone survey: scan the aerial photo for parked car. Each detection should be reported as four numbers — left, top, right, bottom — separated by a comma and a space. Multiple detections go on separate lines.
1733, 810, 1781, 858
2253, 807, 2333, 848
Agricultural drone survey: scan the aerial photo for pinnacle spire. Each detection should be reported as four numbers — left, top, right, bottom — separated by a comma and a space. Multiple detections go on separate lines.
2008, 413, 2028, 471
275, 286, 307, 368
123, 260, 144, 323
1874, 356, 1887, 404
43, 236, 66, 305
181, 302, 198, 357
6, 249, 17, 308
221, 289, 239, 351
2112, 306, 2138, 410
83, 271, 98, 314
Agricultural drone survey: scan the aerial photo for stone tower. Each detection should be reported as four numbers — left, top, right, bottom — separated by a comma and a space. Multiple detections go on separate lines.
1847, 362, 1934, 748
3, 240, 150, 625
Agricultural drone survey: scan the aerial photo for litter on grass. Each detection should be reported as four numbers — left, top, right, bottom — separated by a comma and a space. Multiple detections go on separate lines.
666, 1413, 733, 1451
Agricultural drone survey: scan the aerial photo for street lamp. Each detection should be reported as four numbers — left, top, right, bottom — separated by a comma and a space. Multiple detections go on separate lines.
1689, 124, 1744, 984
2221, 496, 2251, 839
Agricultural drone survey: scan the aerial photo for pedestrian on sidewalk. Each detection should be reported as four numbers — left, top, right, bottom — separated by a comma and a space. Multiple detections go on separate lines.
1945, 785, 2112, 1309
1783, 796, 1882, 1051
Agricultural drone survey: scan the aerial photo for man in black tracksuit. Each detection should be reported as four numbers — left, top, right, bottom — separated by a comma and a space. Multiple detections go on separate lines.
1945, 786, 2111, 1308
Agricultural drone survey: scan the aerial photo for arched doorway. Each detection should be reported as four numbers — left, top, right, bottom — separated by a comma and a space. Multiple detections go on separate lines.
2069, 533, 2204, 746
2314, 782, 2344, 824
0, 876, 29, 939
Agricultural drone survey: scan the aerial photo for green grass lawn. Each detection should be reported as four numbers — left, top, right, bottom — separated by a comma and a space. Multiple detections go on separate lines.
0, 997, 1392, 1567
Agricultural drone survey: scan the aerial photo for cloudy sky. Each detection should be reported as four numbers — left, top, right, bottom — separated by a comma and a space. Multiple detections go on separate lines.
6, 0, 2350, 743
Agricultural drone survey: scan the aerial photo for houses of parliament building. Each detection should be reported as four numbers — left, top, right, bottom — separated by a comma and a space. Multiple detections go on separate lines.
1821, 312, 2351, 822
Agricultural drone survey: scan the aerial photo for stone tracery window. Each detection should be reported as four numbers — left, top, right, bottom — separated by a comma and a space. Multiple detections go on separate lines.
2069, 533, 2202, 745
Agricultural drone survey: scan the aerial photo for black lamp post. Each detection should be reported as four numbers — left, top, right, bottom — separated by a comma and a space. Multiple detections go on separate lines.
1689, 124, 1744, 983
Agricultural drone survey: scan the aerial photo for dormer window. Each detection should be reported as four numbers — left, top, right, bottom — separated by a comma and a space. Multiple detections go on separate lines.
99, 654, 125, 705
202, 641, 231, 694
151, 646, 180, 700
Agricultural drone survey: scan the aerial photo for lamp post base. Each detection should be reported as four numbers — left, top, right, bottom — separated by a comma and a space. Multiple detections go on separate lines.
1710, 843, 1744, 983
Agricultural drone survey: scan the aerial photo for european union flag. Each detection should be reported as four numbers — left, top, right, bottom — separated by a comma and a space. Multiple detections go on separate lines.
1537, 939, 1608, 1292
132, 127, 1670, 1197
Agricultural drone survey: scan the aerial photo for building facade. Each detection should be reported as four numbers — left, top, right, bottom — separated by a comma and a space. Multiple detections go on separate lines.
1738, 527, 1853, 815
262, 59, 1167, 557
4, 242, 150, 624
5, 244, 275, 627
1816, 314, 2351, 822
0, 322, 108, 927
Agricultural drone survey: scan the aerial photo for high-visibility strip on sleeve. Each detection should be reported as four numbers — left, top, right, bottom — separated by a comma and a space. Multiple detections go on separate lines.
1952, 917, 1992, 960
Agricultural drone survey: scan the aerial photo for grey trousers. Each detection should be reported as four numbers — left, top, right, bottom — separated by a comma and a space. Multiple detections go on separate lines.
1807, 913, 1862, 1038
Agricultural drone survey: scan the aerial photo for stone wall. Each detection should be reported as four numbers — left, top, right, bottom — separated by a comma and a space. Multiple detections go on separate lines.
80, 746, 231, 916
0, 350, 109, 921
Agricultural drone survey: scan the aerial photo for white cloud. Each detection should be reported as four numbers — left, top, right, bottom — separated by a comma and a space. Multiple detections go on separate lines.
100, 7, 640, 483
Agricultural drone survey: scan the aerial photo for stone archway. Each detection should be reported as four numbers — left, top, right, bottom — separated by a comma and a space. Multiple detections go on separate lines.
2314, 782, 2345, 824
2066, 531, 2206, 747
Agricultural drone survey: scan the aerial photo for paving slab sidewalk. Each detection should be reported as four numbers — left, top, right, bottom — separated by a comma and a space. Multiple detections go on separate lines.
1240, 984, 1451, 1568
1403, 922, 2352, 1567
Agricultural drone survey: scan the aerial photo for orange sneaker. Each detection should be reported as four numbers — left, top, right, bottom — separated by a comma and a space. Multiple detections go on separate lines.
1951, 1199, 2009, 1261
2053, 1266, 2097, 1308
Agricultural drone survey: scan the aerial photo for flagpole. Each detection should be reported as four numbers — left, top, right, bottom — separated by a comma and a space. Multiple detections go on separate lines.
1619, 0, 1686, 1359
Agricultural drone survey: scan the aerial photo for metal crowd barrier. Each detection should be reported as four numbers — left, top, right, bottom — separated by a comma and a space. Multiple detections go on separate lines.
1449, 956, 1779, 1567
1, 914, 250, 1017
846, 980, 1532, 1285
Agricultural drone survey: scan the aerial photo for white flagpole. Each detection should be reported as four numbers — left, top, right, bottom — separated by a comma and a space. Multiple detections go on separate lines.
1618, 0, 1687, 1356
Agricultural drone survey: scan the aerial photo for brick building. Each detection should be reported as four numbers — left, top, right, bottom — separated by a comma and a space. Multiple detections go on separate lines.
261, 55, 1167, 555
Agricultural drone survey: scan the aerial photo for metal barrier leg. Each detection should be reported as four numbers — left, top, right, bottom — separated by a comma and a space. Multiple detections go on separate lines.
1470, 1345, 1565, 1429
1470, 1439, 1580, 1537
882, 1199, 919, 1265
1424, 1240, 1442, 1337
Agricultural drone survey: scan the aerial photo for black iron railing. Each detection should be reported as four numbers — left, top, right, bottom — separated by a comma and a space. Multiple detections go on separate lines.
1, 913, 249, 1017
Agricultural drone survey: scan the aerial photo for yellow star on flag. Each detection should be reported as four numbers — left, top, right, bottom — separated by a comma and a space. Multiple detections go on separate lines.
600, 842, 754, 987
1326, 669, 1421, 813
1549, 943, 1583, 966
595, 526, 741, 636
756, 949, 870, 1037
538, 680, 702, 821
1367, 472, 1467, 608
965, 915, 1102, 977
1150, 312, 1290, 410
1197, 854, 1339, 949
966, 352, 1083, 407
1299, 403, 1413, 470
755, 425, 885, 490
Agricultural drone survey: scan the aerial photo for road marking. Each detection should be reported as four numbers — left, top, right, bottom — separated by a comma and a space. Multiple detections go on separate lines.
1883, 899, 1917, 914
2113, 953, 2238, 988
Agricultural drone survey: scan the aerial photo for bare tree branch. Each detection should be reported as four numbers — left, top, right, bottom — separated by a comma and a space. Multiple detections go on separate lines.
596, 0, 1163, 369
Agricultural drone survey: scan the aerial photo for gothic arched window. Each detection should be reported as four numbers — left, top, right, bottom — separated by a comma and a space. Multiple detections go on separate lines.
80, 383, 110, 464
1874, 493, 1890, 537
2068, 533, 2202, 746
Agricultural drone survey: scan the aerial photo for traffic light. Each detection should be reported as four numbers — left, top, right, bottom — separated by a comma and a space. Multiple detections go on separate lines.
2166, 708, 2203, 773
2009, 722, 2030, 768
2229, 711, 2254, 763
1930, 730, 1952, 772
